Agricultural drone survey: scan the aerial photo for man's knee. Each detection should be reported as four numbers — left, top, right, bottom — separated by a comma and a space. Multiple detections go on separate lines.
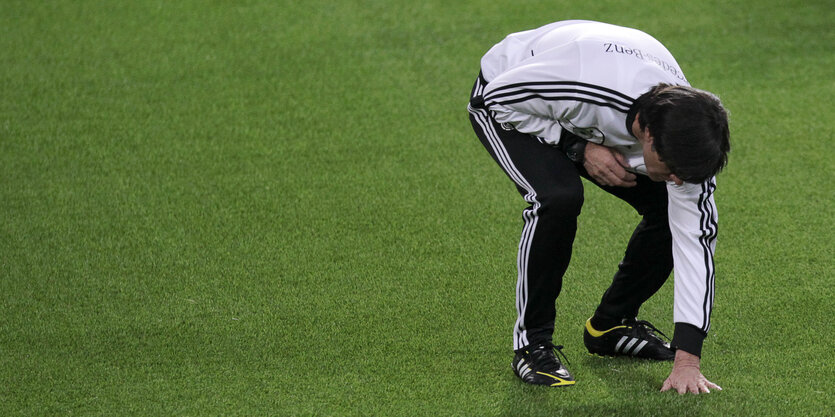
535, 182, 584, 218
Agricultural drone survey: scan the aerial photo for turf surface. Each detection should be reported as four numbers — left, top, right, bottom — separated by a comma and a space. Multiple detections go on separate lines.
1, 0, 833, 415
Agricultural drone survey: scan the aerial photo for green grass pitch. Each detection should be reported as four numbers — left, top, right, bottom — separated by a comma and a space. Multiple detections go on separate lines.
1, 0, 833, 415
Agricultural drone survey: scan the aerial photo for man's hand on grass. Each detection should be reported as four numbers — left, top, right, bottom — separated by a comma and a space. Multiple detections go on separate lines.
661, 349, 722, 394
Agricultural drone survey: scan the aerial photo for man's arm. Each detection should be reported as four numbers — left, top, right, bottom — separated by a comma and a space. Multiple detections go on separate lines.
664, 178, 721, 394
667, 179, 717, 354
478, 42, 587, 144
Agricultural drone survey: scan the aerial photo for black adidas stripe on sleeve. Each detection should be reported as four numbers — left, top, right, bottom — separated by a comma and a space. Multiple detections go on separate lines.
697, 179, 718, 333
484, 81, 635, 113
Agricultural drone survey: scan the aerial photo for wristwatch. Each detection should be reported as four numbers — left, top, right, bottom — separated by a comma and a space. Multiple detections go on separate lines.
558, 131, 588, 164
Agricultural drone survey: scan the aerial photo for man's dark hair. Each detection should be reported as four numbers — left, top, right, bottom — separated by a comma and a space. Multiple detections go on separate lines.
637, 84, 731, 183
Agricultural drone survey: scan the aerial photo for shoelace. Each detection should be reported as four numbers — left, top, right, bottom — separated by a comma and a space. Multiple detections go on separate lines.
533, 342, 571, 367
630, 319, 671, 342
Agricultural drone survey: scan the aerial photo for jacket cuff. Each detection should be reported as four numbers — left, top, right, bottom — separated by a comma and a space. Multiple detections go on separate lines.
671, 323, 707, 357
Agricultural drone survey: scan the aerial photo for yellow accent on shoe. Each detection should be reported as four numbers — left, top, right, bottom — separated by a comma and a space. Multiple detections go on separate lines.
535, 372, 576, 386
585, 318, 628, 338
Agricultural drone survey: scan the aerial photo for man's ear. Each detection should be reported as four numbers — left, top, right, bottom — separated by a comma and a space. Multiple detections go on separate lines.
646, 132, 658, 152
669, 173, 683, 186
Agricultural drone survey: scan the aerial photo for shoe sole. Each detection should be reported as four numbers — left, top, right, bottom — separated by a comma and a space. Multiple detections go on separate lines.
585, 349, 674, 361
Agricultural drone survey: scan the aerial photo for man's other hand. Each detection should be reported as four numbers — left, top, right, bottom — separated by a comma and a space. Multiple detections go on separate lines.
661, 349, 722, 394
583, 143, 637, 187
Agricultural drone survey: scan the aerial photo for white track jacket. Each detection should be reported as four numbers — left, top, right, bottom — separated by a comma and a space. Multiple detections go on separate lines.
479, 20, 717, 352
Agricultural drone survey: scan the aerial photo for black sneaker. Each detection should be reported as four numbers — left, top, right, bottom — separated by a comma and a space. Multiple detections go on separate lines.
583, 318, 675, 361
511, 342, 576, 387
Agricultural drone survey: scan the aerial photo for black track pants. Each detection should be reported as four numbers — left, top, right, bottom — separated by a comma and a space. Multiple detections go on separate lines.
468, 74, 673, 351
